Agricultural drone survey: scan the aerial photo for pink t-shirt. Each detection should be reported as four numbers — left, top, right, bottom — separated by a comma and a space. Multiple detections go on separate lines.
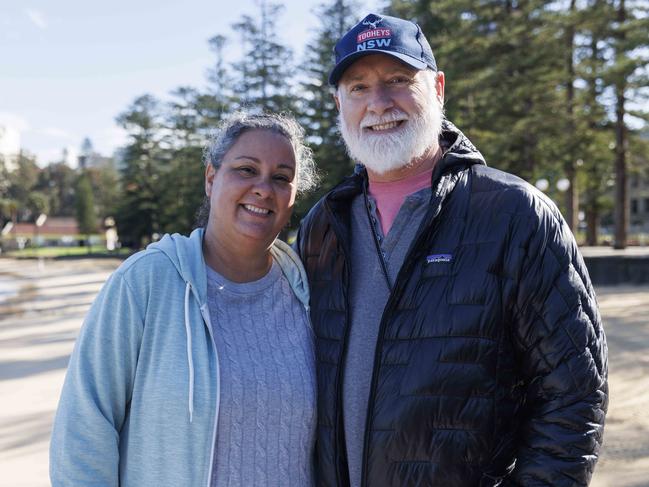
368, 167, 434, 236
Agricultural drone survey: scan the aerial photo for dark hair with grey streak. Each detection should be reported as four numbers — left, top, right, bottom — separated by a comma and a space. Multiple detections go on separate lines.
195, 111, 319, 228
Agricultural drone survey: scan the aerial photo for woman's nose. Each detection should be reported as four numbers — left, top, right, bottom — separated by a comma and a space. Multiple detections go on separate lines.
252, 177, 272, 197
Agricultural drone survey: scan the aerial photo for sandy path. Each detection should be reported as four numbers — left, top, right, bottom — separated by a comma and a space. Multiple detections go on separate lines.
590, 286, 649, 487
0, 258, 118, 487
0, 258, 647, 486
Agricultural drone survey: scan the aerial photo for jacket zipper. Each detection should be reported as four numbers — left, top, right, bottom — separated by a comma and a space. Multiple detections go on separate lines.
324, 199, 353, 487
359, 175, 453, 487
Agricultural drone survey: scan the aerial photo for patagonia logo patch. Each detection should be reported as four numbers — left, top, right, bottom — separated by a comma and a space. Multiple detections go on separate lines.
426, 253, 453, 264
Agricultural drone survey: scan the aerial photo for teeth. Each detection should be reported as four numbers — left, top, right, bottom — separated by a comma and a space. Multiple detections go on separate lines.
244, 204, 270, 215
370, 121, 400, 131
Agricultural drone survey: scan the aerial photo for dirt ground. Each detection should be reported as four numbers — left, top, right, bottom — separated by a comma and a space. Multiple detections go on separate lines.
590, 286, 649, 487
0, 257, 647, 487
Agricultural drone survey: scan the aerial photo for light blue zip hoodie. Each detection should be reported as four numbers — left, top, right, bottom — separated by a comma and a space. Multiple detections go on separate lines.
50, 228, 311, 487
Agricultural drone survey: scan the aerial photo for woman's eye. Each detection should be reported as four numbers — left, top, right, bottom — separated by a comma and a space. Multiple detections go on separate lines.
274, 174, 291, 183
237, 166, 255, 175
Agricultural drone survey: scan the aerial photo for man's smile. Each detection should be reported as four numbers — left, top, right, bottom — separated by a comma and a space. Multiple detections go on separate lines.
366, 120, 405, 131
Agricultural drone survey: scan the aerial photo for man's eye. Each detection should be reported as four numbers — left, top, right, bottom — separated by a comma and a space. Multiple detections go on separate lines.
389, 77, 410, 85
350, 84, 366, 92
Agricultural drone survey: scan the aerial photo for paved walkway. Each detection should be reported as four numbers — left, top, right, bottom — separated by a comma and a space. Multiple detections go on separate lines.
0, 257, 647, 486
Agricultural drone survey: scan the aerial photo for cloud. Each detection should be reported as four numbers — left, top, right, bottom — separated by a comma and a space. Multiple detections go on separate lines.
33, 146, 78, 166
94, 126, 129, 154
35, 148, 64, 166
25, 8, 47, 29
37, 127, 72, 138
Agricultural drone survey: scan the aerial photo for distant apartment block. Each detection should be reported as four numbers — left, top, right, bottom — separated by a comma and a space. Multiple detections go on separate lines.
630, 172, 649, 234
0, 124, 20, 171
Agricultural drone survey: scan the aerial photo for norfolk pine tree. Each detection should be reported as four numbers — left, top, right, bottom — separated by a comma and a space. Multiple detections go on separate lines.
607, 0, 649, 248
115, 94, 166, 247
389, 0, 567, 182
296, 0, 360, 221
231, 0, 296, 113
158, 87, 208, 234
75, 172, 96, 252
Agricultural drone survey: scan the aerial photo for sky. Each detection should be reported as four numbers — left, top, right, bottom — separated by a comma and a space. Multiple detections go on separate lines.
0, 0, 379, 167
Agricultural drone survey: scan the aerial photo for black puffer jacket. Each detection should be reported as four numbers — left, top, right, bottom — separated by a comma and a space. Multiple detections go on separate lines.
296, 122, 608, 487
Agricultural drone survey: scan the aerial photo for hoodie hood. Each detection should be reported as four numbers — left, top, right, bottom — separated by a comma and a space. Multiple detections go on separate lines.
148, 227, 310, 309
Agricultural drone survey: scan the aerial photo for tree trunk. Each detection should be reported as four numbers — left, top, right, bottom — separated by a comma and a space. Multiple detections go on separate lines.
613, 0, 627, 249
564, 0, 578, 231
586, 206, 599, 245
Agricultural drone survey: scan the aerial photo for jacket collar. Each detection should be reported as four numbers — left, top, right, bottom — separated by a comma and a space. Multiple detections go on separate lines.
326, 119, 485, 204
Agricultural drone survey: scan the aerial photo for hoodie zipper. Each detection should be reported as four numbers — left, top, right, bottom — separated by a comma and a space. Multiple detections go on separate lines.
199, 304, 222, 487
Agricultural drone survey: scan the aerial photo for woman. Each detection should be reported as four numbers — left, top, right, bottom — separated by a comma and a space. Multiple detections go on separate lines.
50, 112, 319, 486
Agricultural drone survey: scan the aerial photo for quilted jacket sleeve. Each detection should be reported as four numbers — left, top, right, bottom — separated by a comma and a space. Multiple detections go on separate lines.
505, 194, 608, 486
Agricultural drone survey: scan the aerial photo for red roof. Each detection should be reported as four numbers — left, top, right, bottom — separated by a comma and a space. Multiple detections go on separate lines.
9, 217, 80, 236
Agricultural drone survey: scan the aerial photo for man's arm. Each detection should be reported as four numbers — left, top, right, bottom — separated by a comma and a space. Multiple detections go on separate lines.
506, 198, 608, 486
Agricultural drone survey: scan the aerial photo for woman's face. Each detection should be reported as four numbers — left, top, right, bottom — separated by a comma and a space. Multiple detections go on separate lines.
205, 129, 297, 250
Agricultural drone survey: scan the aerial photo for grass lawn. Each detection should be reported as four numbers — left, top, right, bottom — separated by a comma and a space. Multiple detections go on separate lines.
2, 246, 132, 259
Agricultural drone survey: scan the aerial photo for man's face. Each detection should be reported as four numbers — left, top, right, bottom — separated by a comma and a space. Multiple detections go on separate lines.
334, 54, 445, 178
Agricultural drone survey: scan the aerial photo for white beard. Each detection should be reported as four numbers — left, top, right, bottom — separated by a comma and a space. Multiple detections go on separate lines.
338, 98, 443, 175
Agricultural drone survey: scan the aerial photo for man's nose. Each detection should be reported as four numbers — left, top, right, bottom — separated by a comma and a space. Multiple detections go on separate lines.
367, 85, 394, 114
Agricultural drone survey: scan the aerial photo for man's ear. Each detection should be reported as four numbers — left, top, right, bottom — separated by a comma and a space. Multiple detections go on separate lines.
435, 71, 445, 105
333, 91, 341, 111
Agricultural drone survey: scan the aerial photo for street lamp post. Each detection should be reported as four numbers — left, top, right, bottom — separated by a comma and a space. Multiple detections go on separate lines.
34, 213, 47, 269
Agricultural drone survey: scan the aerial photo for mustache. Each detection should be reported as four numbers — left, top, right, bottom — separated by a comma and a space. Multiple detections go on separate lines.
360, 110, 409, 129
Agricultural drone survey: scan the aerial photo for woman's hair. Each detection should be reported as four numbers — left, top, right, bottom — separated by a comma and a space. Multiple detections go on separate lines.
196, 111, 319, 228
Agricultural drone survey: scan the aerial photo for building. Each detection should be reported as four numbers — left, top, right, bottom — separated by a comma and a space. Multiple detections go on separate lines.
1, 217, 80, 250
628, 129, 649, 239
0, 124, 20, 171
0, 216, 117, 252
630, 172, 649, 235
77, 137, 115, 170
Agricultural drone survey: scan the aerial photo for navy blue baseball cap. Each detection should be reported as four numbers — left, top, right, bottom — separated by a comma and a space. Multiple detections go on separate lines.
328, 13, 437, 86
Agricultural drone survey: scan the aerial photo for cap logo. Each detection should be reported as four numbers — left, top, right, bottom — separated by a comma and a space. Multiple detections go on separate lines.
357, 28, 392, 43
357, 38, 392, 51
361, 16, 383, 30
357, 16, 391, 47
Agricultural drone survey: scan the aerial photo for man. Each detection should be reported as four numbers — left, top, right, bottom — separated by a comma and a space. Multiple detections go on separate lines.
296, 12, 608, 487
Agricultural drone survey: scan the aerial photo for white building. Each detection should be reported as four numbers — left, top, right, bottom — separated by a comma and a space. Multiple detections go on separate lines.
0, 124, 20, 171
